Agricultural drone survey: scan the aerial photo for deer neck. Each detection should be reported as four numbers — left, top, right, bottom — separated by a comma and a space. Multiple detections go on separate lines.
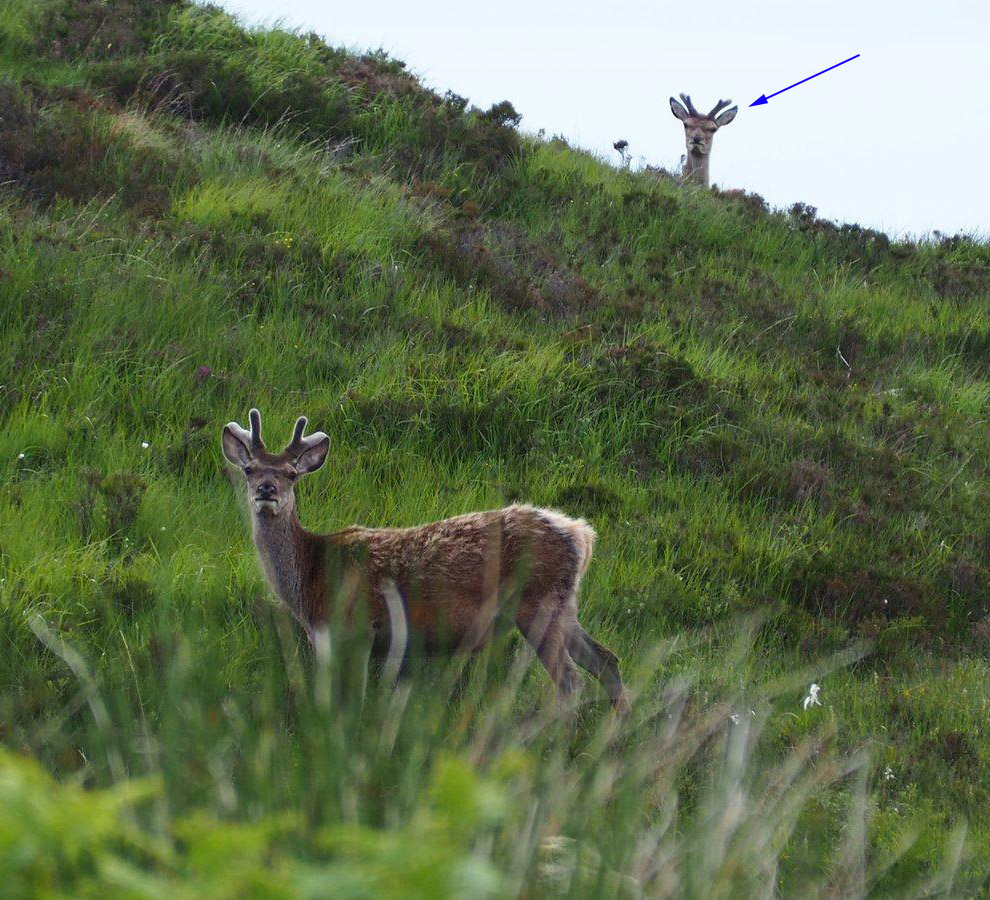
251, 508, 313, 622
682, 149, 710, 187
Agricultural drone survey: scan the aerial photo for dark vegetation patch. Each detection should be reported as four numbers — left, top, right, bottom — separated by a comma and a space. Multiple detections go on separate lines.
780, 313, 870, 384
406, 177, 481, 220
587, 338, 710, 412
163, 217, 325, 281
937, 323, 990, 373
791, 547, 988, 649
336, 52, 428, 103
164, 416, 210, 475
576, 187, 680, 267
711, 187, 770, 219
925, 232, 990, 302
738, 421, 923, 523
420, 221, 603, 318
620, 436, 665, 480
553, 481, 623, 513
674, 431, 747, 479
793, 564, 937, 630
930, 258, 990, 301
399, 317, 483, 353
0, 80, 181, 212
93, 48, 354, 136
87, 7, 524, 182
0, 309, 73, 391
29, 0, 181, 61
343, 390, 536, 460
662, 269, 798, 342
76, 470, 147, 555
309, 304, 528, 356
921, 730, 979, 773
105, 575, 157, 621
397, 316, 526, 356
787, 202, 899, 271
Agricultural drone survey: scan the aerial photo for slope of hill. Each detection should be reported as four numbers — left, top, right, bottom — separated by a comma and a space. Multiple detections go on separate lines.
2, 1, 990, 893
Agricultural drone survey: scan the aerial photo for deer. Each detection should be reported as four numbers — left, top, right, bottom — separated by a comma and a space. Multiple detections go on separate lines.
668, 93, 738, 187
221, 409, 629, 711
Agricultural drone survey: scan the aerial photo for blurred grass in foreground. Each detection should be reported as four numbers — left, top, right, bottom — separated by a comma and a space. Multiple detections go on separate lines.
7, 611, 967, 897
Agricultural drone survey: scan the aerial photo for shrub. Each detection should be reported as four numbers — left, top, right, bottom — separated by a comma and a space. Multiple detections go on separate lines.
0, 80, 181, 210
420, 221, 600, 317
7, 0, 180, 61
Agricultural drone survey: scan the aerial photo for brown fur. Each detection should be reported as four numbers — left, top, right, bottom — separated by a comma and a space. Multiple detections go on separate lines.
222, 410, 629, 710
668, 94, 738, 187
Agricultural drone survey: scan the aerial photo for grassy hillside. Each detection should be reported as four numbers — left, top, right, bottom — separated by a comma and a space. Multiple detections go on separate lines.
2, 1, 990, 894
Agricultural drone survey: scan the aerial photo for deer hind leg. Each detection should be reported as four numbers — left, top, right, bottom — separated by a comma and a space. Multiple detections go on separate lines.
516, 599, 580, 704
565, 623, 629, 712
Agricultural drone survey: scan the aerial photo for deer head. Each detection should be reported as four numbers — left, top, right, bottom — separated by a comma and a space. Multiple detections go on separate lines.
669, 94, 737, 184
221, 409, 330, 517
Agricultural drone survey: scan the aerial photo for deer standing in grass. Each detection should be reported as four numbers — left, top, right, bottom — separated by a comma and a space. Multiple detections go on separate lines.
669, 93, 737, 187
221, 409, 629, 711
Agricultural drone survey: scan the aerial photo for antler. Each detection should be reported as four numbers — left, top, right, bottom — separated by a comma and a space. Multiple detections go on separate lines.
285, 415, 327, 458
708, 98, 733, 117
678, 93, 699, 116
226, 407, 266, 455
249, 409, 264, 451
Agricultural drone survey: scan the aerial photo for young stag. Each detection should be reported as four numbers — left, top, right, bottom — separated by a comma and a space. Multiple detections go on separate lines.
221, 409, 629, 711
668, 93, 738, 187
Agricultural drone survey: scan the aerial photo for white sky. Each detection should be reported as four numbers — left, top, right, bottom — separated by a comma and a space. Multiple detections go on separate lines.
220, 0, 989, 239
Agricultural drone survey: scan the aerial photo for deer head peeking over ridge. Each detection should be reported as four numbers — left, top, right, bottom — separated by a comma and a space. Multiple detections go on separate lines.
221, 408, 629, 711
669, 93, 737, 187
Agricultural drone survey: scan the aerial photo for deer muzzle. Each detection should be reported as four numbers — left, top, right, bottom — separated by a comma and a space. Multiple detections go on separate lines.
254, 482, 280, 513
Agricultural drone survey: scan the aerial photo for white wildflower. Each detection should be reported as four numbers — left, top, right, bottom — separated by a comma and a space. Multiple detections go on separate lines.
17, 452, 25, 460
141, 441, 150, 449
802, 683, 822, 710
883, 765, 894, 782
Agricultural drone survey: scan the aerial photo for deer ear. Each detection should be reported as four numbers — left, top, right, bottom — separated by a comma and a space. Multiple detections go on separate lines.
295, 433, 330, 474
714, 106, 738, 127
222, 424, 252, 468
669, 97, 690, 122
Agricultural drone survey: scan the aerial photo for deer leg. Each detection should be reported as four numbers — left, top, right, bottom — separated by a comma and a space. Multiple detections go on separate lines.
565, 623, 629, 712
517, 602, 580, 704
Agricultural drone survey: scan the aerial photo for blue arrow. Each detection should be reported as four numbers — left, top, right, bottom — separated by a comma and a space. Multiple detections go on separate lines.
750, 54, 860, 107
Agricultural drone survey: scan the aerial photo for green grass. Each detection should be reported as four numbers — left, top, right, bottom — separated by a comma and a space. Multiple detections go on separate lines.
2, 1, 990, 895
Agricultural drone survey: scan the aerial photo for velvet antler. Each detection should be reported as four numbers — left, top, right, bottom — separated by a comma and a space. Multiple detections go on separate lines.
225, 407, 266, 455
678, 93, 699, 116
708, 98, 733, 117
284, 415, 327, 459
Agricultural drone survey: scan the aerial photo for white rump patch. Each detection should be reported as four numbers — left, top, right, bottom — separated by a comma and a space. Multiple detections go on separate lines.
535, 507, 596, 569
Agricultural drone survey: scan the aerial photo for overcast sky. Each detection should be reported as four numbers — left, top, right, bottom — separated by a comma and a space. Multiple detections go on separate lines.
220, 0, 988, 239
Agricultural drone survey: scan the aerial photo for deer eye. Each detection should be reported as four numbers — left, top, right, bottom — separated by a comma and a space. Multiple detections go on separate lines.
287, 470, 298, 481
244, 465, 255, 476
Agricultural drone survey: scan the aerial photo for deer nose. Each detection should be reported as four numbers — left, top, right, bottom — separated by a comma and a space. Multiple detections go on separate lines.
256, 481, 277, 500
